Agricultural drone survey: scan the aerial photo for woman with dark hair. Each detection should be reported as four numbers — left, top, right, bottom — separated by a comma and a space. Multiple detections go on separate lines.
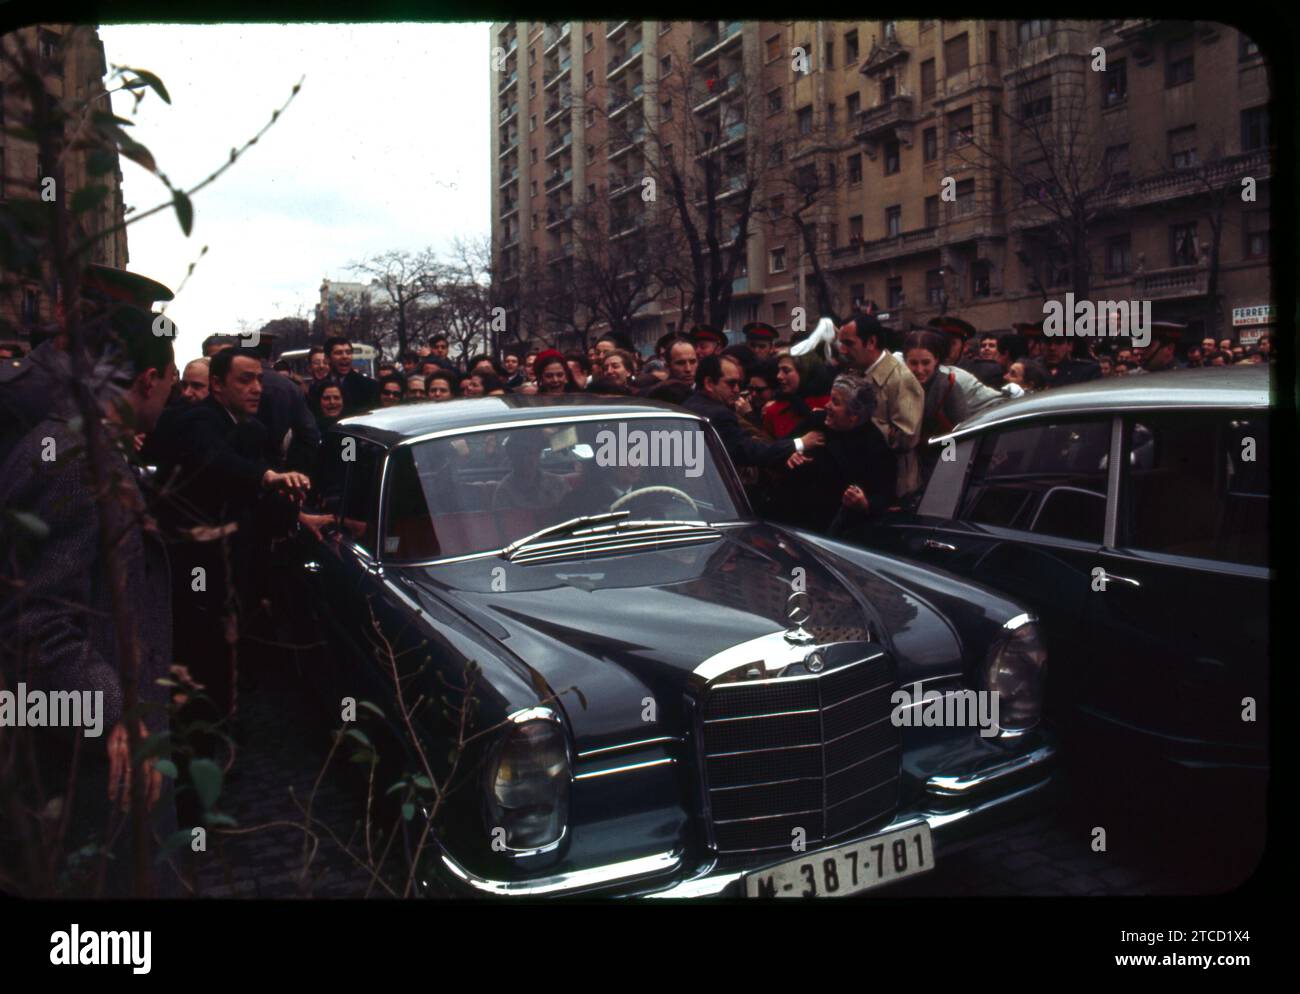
902, 330, 969, 486
315, 383, 345, 432
1005, 357, 1049, 392
762, 351, 835, 439
769, 373, 896, 537
533, 349, 579, 394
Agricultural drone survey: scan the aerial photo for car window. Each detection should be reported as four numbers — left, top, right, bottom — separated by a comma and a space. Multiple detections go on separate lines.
382, 417, 746, 561
962, 419, 1110, 543
340, 438, 383, 555
1123, 412, 1267, 566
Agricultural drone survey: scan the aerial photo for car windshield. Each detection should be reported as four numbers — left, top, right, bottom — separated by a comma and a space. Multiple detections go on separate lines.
381, 416, 747, 561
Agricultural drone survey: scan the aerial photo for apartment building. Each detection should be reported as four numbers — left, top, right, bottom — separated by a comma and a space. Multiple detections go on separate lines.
491, 20, 1273, 352
1, 24, 130, 342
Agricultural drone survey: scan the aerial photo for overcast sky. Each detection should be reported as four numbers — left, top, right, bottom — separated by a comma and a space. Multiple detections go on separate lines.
98, 23, 490, 363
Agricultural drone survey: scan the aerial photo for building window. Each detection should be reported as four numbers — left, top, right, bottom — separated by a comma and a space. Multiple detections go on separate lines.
768, 194, 785, 217
1170, 222, 1198, 266
988, 29, 999, 64
926, 269, 945, 305
925, 194, 939, 227
1166, 37, 1194, 87
531, 213, 538, 230
923, 127, 937, 161
849, 214, 864, 242
1103, 59, 1128, 107
945, 33, 969, 76
845, 29, 859, 64
584, 32, 593, 52
846, 91, 860, 117
884, 22, 897, 44
1243, 211, 1270, 258
881, 75, 897, 101
1239, 33, 1260, 60
884, 141, 900, 175
1104, 143, 1130, 184
848, 153, 862, 184
886, 277, 903, 309
920, 59, 936, 99
766, 33, 782, 62
955, 178, 976, 215
588, 183, 596, 199
531, 180, 538, 196
1016, 20, 1053, 44
828, 161, 837, 186
586, 144, 594, 163
1105, 235, 1132, 275
529, 46, 536, 66
661, 98, 673, 121
1020, 77, 1051, 120
947, 106, 973, 146
886, 205, 902, 236
586, 107, 595, 127
661, 54, 672, 73
1168, 126, 1197, 169
991, 103, 1000, 136
849, 283, 865, 307
1241, 106, 1269, 151
531, 147, 538, 163
767, 88, 783, 114
797, 105, 813, 135
993, 179, 1002, 211
530, 113, 537, 131
768, 141, 784, 166
529, 80, 536, 98
585, 70, 594, 90
824, 40, 835, 69
827, 102, 837, 129
770, 247, 787, 273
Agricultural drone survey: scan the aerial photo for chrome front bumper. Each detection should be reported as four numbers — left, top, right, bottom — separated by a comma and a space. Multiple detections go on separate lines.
437, 742, 1056, 898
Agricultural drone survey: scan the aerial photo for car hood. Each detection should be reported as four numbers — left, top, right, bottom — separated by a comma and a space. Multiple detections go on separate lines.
405, 522, 961, 748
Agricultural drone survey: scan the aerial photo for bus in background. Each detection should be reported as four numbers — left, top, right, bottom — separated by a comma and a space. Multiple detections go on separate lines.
277, 343, 378, 380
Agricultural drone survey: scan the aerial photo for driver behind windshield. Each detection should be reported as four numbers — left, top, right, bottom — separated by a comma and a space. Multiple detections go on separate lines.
557, 460, 645, 519
492, 430, 570, 510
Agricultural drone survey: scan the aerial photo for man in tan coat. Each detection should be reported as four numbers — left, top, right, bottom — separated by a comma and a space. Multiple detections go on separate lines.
836, 311, 924, 500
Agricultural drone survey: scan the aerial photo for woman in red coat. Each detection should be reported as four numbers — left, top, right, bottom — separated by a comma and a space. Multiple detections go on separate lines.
762, 352, 834, 439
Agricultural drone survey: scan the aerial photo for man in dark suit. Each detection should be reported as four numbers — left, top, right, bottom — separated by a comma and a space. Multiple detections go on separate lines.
151, 349, 309, 826
683, 354, 824, 470
0, 305, 179, 896
309, 335, 380, 416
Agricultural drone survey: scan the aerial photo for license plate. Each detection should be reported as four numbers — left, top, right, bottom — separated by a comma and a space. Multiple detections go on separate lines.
743, 823, 933, 898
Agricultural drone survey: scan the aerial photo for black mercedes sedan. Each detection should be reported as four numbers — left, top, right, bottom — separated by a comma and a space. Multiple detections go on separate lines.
856, 366, 1269, 827
290, 395, 1055, 898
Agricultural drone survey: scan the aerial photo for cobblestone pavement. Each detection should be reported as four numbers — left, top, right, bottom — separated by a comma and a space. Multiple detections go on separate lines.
193, 671, 1258, 899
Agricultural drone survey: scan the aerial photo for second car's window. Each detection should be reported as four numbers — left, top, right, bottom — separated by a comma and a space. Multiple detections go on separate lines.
962, 419, 1111, 543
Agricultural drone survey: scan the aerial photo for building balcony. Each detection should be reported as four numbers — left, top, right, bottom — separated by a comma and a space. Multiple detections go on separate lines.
545, 166, 574, 190
693, 21, 742, 65
696, 120, 747, 156
543, 23, 570, 54
545, 131, 573, 159
499, 101, 518, 124
608, 39, 643, 78
692, 70, 741, 113
546, 204, 574, 228
499, 197, 519, 218
608, 128, 646, 158
606, 20, 628, 40
498, 69, 518, 93
608, 82, 644, 117
855, 94, 917, 145
547, 242, 575, 263
610, 215, 645, 238
543, 56, 571, 90
1097, 150, 1271, 212
1135, 264, 1209, 301
498, 166, 520, 188
826, 226, 941, 271
544, 93, 573, 124
694, 172, 745, 206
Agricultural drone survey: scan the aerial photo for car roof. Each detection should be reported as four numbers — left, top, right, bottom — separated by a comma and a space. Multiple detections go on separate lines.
335, 394, 705, 448
939, 365, 1271, 442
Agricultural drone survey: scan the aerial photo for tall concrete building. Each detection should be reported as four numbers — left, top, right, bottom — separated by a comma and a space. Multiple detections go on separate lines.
490, 20, 1273, 353
1, 24, 130, 342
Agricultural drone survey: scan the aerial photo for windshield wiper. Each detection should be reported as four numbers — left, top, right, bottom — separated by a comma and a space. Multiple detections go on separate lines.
500, 513, 718, 561
500, 511, 631, 560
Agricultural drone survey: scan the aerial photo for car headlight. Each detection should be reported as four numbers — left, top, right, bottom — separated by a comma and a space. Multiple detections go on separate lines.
983, 617, 1047, 732
485, 714, 570, 853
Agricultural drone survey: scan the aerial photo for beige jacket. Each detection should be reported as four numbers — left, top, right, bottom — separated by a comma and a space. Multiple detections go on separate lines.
865, 350, 924, 497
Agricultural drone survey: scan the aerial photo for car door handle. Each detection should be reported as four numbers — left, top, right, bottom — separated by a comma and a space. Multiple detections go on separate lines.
1098, 570, 1141, 588
303, 560, 322, 574
923, 539, 958, 553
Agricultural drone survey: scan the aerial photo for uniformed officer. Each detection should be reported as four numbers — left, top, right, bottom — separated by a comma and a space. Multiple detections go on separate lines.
927, 315, 976, 367
1129, 322, 1188, 374
743, 321, 778, 361
690, 323, 727, 359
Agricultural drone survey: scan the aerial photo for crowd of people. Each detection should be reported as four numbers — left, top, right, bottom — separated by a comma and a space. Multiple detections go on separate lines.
0, 264, 1275, 896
